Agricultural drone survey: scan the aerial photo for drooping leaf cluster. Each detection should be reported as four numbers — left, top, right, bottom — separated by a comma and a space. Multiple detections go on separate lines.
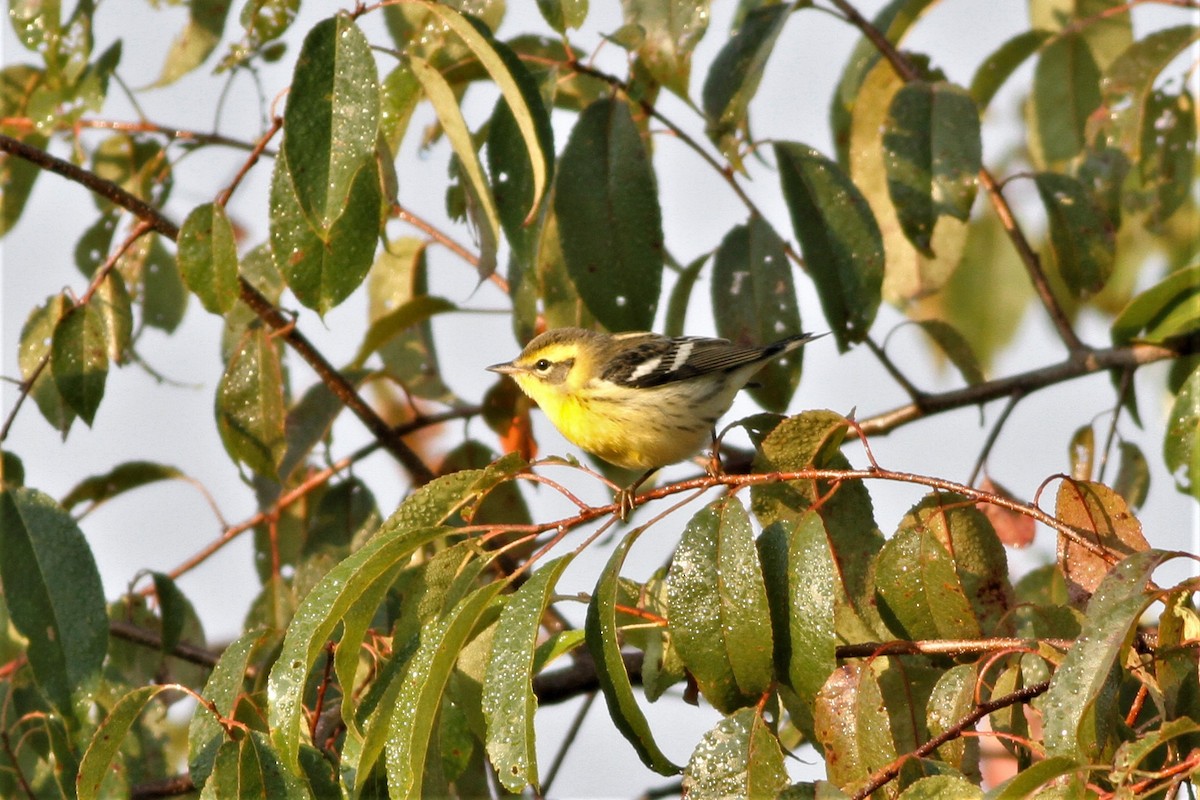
1, 0, 1197, 798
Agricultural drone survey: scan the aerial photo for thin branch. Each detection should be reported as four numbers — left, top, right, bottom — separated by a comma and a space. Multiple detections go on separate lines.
835, 638, 1072, 659
968, 390, 1023, 486
215, 116, 282, 207
851, 680, 1052, 799
391, 204, 510, 293
857, 342, 1177, 435
540, 692, 596, 797
865, 336, 927, 403
162, 405, 480, 581
107, 619, 228, 672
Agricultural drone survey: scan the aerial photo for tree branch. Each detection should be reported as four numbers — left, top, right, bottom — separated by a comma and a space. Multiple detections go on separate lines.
852, 680, 1051, 799
857, 342, 1177, 435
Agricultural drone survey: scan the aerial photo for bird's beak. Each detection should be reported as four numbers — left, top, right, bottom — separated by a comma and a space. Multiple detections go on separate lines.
486, 361, 520, 375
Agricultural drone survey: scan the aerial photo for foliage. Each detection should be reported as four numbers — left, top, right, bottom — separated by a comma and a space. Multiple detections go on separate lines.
1, 0, 1198, 798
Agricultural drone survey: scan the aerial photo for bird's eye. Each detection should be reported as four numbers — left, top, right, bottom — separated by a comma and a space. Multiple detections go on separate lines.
534, 358, 552, 372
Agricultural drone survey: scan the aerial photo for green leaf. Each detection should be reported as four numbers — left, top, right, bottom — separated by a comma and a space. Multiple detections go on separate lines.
19, 294, 75, 434
830, 0, 940, 164
669, 497, 774, 713
0, 488, 107, 713
1033, 172, 1115, 298
535, 0, 587, 32
899, 776, 983, 799
408, 54, 500, 280
623, 0, 710, 98
924, 208, 1031, 370
351, 295, 457, 370
1111, 264, 1200, 345
664, 253, 708, 338
876, 493, 1014, 639
189, 629, 269, 787
711, 218, 803, 412
1042, 550, 1175, 760
926, 664, 980, 775
421, 2, 551, 220
1112, 441, 1150, 512
202, 732, 312, 799
385, 582, 505, 799
1138, 89, 1195, 228
969, 30, 1052, 109
848, 57, 970, 304
882, 81, 980, 255
282, 14, 379, 229
1031, 32, 1101, 163
0, 131, 44, 236
365, 239, 454, 402
178, 202, 240, 314
51, 301, 109, 426
757, 511, 837, 709
141, 234, 188, 333
682, 708, 789, 799
1165, 365, 1200, 497
215, 326, 286, 476
555, 98, 664, 332
482, 555, 574, 792
775, 142, 883, 350
269, 148, 381, 314
77, 684, 181, 800
984, 755, 1085, 800
269, 526, 448, 770
93, 272, 132, 364
702, 3, 791, 164
153, 0, 231, 87
586, 525, 681, 775
1099, 25, 1200, 156
218, 0, 299, 72
913, 319, 984, 385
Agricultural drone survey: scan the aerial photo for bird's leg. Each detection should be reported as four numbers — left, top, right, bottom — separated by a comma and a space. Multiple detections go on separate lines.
615, 468, 657, 521
705, 428, 724, 477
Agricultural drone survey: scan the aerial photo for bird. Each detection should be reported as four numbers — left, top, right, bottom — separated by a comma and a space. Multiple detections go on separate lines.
486, 327, 821, 512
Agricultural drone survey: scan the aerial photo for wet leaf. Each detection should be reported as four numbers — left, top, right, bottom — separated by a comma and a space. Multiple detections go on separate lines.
682, 708, 788, 798
882, 81, 980, 255
1042, 550, 1174, 760
483, 555, 574, 792
51, 301, 109, 426
586, 525, 681, 775
775, 142, 883, 350
701, 3, 790, 164
668, 497, 773, 713
1033, 172, 1115, 298
711, 217, 803, 411
1165, 364, 1200, 498
215, 326, 286, 476
555, 98, 664, 332
0, 487, 107, 714
178, 202, 240, 314
78, 685, 180, 800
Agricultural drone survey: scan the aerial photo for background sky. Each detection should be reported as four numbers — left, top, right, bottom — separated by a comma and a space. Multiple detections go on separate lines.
2, 1, 1197, 795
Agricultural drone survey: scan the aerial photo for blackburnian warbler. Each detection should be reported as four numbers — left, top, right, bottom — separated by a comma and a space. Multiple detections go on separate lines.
486, 328, 821, 475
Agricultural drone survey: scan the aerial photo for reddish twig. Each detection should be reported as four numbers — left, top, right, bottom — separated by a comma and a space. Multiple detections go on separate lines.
851, 680, 1051, 799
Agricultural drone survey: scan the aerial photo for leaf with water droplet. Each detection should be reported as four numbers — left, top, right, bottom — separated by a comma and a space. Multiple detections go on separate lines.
483, 554, 574, 792
215, 326, 285, 476
711, 217, 803, 412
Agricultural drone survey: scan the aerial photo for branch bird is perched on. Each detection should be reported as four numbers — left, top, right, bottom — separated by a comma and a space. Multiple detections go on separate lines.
487, 328, 822, 510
